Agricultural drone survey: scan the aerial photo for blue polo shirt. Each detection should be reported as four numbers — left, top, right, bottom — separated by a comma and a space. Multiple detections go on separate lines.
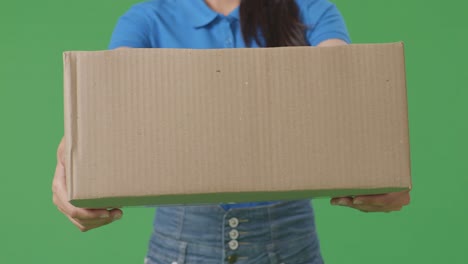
108, 0, 350, 210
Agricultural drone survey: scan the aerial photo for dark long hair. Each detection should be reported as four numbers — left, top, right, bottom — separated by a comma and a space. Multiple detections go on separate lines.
239, 0, 307, 47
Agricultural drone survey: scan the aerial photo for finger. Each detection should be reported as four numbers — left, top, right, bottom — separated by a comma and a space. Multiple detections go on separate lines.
78, 209, 123, 225
56, 203, 106, 227
351, 194, 394, 206
57, 137, 66, 165
352, 191, 410, 207
67, 215, 88, 232
52, 163, 111, 220
79, 217, 115, 227
69, 217, 106, 232
74, 212, 122, 232
109, 208, 123, 220
61, 205, 121, 229
347, 204, 404, 213
83, 219, 115, 231
330, 197, 353, 206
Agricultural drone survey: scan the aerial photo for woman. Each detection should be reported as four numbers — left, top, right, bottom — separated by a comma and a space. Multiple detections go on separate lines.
52, 0, 411, 263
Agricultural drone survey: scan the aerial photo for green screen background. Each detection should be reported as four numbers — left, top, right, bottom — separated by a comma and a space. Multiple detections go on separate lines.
1, 0, 466, 263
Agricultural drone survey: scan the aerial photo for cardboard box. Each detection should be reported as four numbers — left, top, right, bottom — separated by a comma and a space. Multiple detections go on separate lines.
64, 43, 411, 208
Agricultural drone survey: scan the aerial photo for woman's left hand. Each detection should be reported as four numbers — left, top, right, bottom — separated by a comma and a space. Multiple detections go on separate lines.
330, 190, 411, 213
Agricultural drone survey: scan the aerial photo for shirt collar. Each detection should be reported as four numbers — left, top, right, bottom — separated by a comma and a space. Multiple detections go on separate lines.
181, 0, 240, 28
229, 6, 240, 21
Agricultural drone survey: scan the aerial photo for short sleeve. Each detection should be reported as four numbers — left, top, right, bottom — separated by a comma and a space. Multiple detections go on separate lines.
298, 0, 351, 46
108, 4, 153, 49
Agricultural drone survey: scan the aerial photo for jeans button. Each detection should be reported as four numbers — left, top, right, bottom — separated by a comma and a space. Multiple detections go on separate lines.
228, 217, 239, 228
229, 229, 239, 240
226, 254, 238, 264
228, 239, 239, 250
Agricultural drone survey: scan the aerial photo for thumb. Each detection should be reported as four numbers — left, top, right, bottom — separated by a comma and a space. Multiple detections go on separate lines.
57, 137, 66, 166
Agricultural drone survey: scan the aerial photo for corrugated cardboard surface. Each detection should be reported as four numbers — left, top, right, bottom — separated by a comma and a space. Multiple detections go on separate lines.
64, 43, 411, 208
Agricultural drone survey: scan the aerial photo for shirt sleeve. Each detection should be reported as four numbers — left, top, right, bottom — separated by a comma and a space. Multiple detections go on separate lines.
108, 3, 153, 49
299, 0, 351, 46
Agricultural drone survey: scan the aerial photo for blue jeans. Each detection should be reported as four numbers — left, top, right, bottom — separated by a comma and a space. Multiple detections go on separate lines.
145, 199, 324, 264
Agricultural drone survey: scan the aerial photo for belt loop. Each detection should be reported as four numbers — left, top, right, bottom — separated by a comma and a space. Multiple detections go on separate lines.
176, 207, 186, 240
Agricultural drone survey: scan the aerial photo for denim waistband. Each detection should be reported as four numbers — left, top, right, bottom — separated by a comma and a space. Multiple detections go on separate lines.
153, 199, 317, 246
148, 200, 323, 264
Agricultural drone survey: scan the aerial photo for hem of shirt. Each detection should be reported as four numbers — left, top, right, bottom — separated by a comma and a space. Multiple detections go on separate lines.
108, 41, 149, 50
309, 32, 351, 46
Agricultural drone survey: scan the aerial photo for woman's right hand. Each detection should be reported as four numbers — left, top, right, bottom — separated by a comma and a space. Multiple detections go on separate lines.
52, 137, 123, 232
